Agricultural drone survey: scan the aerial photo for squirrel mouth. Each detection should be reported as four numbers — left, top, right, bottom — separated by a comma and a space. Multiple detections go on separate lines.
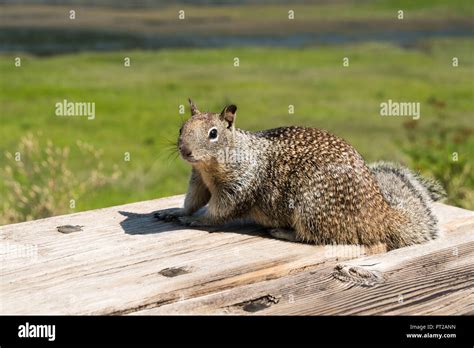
181, 154, 198, 163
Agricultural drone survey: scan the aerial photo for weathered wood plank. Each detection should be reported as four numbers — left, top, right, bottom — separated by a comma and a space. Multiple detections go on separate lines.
134, 203, 474, 315
0, 195, 329, 314
1, 196, 473, 315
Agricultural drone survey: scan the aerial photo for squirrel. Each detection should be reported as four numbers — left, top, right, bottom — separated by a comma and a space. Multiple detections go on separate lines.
155, 99, 446, 251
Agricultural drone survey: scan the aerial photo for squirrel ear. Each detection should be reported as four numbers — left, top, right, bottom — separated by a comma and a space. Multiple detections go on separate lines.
220, 104, 237, 129
189, 98, 200, 116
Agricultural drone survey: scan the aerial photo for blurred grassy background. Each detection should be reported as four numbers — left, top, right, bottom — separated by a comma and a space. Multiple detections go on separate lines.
0, 0, 473, 223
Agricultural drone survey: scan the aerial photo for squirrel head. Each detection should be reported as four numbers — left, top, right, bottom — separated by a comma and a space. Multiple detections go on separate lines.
178, 99, 237, 166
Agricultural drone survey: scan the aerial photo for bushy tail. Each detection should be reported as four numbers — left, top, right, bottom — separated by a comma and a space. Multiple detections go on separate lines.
409, 171, 447, 202
369, 161, 446, 248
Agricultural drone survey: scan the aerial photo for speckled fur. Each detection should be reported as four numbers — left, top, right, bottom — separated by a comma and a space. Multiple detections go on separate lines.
164, 101, 445, 251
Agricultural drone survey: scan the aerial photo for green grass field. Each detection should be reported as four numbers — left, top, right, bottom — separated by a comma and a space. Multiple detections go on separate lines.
1, 37, 473, 221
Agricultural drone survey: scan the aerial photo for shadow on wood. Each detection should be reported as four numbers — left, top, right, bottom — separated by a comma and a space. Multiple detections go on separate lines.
119, 208, 269, 238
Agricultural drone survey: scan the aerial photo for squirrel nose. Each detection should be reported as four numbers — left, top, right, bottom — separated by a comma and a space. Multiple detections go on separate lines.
180, 144, 192, 157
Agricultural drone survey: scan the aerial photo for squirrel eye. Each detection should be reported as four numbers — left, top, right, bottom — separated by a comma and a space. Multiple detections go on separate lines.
208, 128, 218, 140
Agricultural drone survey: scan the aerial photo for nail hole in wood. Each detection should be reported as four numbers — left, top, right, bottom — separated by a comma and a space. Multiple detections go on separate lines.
159, 266, 191, 277
234, 295, 280, 313
57, 225, 83, 234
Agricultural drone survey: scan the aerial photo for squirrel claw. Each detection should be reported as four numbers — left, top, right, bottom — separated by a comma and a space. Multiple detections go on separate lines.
154, 208, 184, 222
269, 228, 298, 242
178, 216, 208, 227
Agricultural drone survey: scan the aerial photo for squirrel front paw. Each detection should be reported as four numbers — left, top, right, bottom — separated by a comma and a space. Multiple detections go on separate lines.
178, 215, 209, 227
154, 208, 185, 222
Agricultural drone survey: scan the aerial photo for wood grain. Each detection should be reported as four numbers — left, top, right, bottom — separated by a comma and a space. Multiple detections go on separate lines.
1, 195, 472, 315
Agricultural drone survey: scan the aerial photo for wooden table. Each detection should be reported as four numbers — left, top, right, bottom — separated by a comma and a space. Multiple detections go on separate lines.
1, 195, 473, 315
